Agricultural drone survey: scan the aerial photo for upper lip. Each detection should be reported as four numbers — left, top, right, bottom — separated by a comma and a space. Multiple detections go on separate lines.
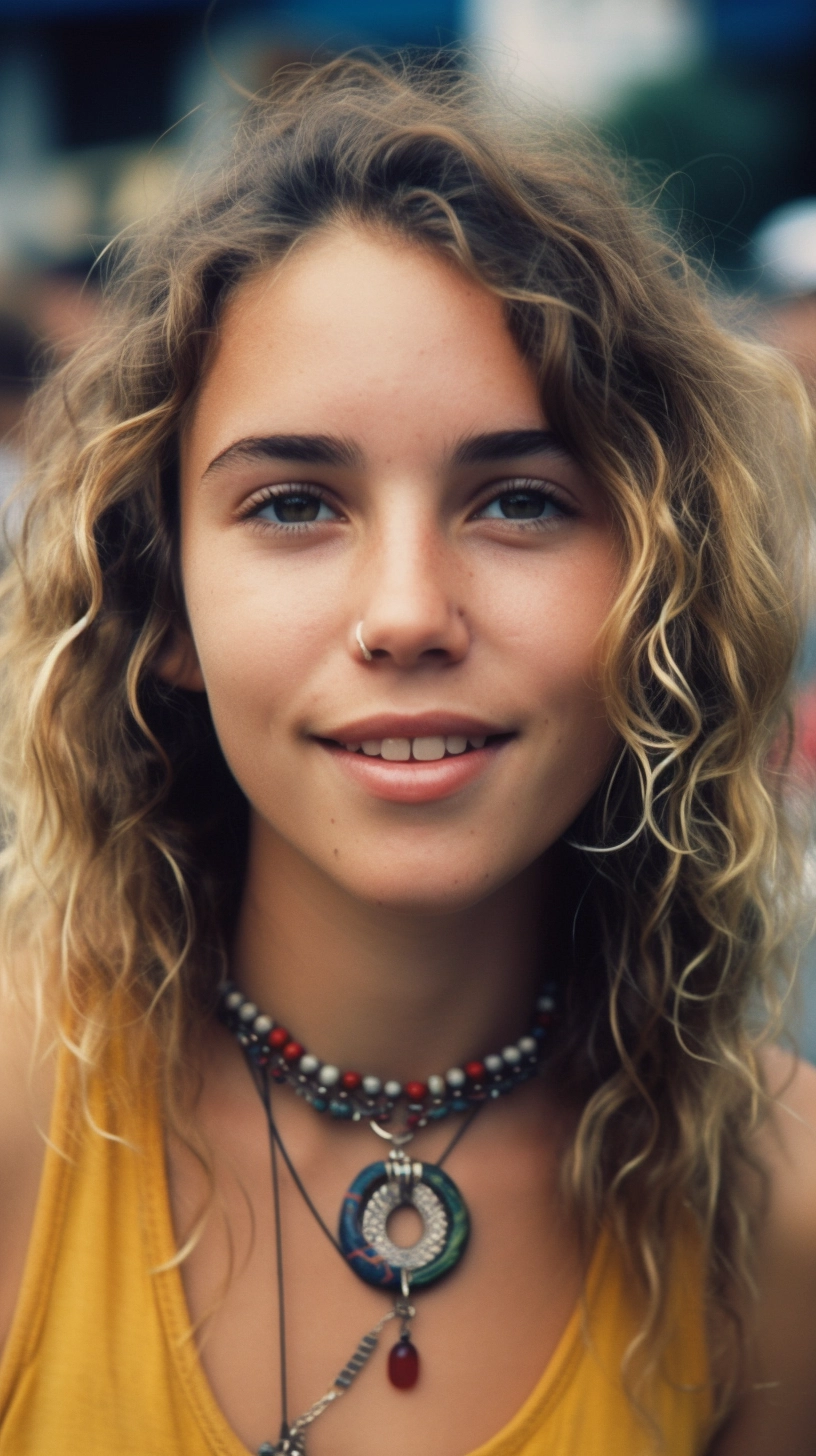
316, 712, 513, 743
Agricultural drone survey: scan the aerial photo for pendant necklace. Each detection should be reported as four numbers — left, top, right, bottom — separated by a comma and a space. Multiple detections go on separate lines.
218, 980, 561, 1454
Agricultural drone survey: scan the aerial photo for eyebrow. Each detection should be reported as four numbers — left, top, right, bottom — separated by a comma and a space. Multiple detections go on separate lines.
202, 433, 361, 478
452, 429, 571, 465
202, 426, 571, 480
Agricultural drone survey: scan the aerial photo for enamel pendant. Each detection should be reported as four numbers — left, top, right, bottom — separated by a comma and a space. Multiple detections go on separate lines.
339, 1147, 470, 1289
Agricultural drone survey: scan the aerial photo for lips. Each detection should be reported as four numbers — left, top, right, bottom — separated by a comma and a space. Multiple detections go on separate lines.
317, 712, 508, 745
314, 715, 514, 803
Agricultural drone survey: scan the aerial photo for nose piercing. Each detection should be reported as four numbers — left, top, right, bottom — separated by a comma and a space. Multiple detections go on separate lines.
356, 621, 373, 662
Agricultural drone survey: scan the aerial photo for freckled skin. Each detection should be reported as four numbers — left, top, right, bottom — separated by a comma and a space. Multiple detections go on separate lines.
175, 227, 621, 916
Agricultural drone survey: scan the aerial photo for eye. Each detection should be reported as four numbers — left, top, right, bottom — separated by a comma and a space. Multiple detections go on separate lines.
250, 488, 338, 526
476, 483, 571, 523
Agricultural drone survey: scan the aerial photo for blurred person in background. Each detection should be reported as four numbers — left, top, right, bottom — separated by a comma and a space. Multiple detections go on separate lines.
756, 198, 816, 403
0, 56, 815, 1456
0, 308, 36, 518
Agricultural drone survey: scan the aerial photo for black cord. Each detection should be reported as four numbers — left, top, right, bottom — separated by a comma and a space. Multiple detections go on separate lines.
436, 1104, 481, 1168
257, 1067, 290, 1438
249, 1054, 482, 1447
249, 1054, 481, 1266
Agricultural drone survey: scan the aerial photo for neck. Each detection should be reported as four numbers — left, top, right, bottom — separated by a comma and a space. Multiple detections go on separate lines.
231, 819, 556, 1086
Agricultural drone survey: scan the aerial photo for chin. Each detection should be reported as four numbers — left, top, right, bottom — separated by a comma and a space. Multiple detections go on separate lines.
327, 858, 510, 915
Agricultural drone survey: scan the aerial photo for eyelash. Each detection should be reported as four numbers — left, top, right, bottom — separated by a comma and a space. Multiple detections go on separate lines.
239, 479, 575, 532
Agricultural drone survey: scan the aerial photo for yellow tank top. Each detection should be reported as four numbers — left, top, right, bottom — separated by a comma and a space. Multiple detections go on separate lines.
0, 1042, 713, 1455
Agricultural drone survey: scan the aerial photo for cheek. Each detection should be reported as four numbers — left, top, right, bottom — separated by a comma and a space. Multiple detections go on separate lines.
514, 546, 619, 782
180, 535, 339, 732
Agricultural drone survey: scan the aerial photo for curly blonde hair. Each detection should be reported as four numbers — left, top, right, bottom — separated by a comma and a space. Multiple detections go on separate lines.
1, 55, 813, 1432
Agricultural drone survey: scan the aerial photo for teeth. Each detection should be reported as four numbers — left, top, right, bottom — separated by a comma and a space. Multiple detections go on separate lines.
381, 737, 411, 761
412, 735, 446, 761
345, 734, 491, 759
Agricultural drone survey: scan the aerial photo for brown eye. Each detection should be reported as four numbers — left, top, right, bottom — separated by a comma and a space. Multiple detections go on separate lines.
480, 488, 564, 521
255, 491, 335, 524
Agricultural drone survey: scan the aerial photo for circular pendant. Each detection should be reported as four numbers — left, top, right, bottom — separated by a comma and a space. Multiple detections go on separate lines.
338, 1158, 469, 1290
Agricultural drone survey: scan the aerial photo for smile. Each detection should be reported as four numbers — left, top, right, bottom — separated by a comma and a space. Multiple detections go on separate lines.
340, 734, 488, 761
316, 725, 513, 804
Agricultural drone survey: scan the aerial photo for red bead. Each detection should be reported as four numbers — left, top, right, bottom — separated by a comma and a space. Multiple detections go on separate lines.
283, 1041, 303, 1063
404, 1081, 427, 1102
465, 1060, 485, 1081
388, 1336, 419, 1390
341, 1070, 362, 1091
269, 1027, 289, 1049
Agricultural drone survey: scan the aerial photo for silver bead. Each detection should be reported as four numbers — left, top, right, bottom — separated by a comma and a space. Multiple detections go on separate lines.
484, 1054, 503, 1074
383, 1080, 402, 1099
445, 1067, 466, 1089
238, 1002, 258, 1022
318, 1064, 340, 1087
224, 990, 243, 1010
518, 1036, 538, 1056
362, 1075, 382, 1096
427, 1074, 445, 1097
299, 1053, 319, 1075
537, 994, 556, 1013
253, 1014, 273, 1036
502, 1045, 521, 1065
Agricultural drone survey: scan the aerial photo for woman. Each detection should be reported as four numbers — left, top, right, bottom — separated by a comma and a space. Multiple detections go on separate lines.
0, 58, 814, 1456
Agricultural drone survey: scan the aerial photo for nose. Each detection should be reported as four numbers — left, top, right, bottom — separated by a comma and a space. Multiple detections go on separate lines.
353, 516, 470, 669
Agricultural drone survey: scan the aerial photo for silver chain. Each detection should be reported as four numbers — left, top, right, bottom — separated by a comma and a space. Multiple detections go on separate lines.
263, 1299, 415, 1454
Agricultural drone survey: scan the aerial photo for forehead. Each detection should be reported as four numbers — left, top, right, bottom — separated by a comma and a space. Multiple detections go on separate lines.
182, 226, 545, 476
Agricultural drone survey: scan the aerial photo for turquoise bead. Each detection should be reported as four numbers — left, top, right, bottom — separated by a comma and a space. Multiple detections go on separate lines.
329, 1098, 352, 1118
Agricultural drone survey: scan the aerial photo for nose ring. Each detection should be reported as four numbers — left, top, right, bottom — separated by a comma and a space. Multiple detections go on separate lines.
356, 621, 373, 662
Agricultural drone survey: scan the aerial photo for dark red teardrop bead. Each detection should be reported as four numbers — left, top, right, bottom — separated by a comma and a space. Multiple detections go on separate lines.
388, 1336, 419, 1390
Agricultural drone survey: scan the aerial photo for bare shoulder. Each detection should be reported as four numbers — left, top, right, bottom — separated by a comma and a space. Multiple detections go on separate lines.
757, 1046, 816, 1237
0, 993, 55, 1359
708, 1048, 816, 1456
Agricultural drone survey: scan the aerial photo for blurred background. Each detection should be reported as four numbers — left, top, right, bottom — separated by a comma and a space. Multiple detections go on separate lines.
0, 0, 814, 1046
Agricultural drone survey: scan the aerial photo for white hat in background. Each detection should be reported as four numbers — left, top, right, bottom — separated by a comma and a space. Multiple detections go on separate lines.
753, 198, 816, 298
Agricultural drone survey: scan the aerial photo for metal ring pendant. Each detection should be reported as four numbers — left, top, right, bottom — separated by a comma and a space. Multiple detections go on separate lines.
338, 1159, 470, 1290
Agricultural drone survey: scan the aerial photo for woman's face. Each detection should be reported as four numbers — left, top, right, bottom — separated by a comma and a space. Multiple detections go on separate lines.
177, 226, 620, 911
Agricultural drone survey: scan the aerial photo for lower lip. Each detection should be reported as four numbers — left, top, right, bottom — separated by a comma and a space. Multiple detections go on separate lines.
321, 741, 506, 803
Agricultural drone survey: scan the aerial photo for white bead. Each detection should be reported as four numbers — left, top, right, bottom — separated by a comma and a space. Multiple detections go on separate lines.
362, 1075, 382, 1096
445, 1067, 466, 1089
518, 1036, 538, 1056
224, 990, 243, 1010
502, 1045, 521, 1065
238, 1002, 258, 1022
253, 1014, 273, 1035
427, 1074, 445, 1097
384, 1080, 402, 1099
317, 1064, 340, 1087
537, 994, 556, 1013
299, 1054, 319, 1075
484, 1054, 503, 1074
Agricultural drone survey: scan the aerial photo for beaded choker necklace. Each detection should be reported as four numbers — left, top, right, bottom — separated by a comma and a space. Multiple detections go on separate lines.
218, 980, 562, 1455
219, 982, 560, 1128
